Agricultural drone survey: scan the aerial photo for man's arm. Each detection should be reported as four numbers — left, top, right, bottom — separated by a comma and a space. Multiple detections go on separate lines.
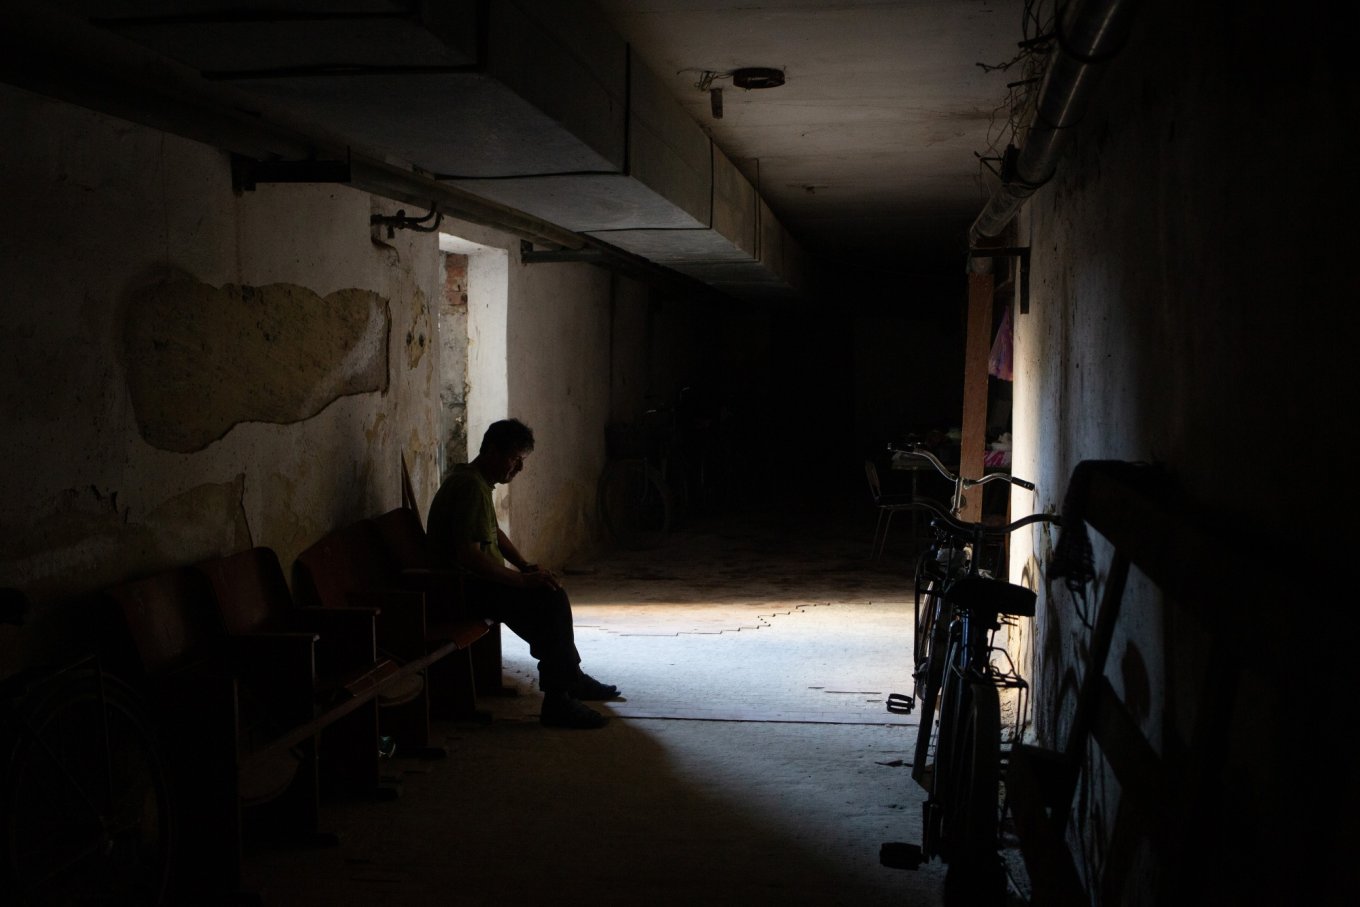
496, 529, 562, 590
457, 535, 559, 590
497, 529, 531, 571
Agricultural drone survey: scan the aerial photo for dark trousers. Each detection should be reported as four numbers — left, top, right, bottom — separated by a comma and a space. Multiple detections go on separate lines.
462, 577, 581, 692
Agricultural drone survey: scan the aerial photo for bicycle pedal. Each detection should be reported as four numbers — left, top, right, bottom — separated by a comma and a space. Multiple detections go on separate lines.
886, 692, 914, 714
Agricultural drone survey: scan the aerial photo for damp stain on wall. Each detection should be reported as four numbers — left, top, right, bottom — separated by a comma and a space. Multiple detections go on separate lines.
365, 412, 388, 446
123, 277, 390, 452
405, 290, 431, 370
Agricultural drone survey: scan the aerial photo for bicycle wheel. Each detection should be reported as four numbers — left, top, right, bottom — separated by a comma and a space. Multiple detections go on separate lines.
914, 541, 966, 672
913, 550, 939, 668
598, 458, 672, 550
911, 582, 951, 788
1, 665, 173, 905
942, 680, 1005, 905
922, 635, 966, 859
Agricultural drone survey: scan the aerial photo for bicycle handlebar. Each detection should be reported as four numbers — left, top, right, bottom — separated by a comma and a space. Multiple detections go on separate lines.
888, 443, 1036, 492
907, 496, 1060, 539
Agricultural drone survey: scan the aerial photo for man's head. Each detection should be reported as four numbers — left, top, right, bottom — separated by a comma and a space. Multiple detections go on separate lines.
478, 419, 535, 485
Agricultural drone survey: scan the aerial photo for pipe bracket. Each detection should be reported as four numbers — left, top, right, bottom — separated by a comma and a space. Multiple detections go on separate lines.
371, 204, 442, 239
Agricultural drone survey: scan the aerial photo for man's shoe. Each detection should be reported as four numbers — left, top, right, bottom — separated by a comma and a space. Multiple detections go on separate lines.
540, 694, 608, 729
569, 673, 620, 700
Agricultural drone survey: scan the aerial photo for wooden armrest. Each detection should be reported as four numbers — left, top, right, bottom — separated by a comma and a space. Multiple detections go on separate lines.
336, 658, 404, 699
426, 617, 491, 650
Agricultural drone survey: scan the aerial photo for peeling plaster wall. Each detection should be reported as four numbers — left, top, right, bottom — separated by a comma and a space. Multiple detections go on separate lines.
1007, 2, 1354, 901
124, 277, 391, 452
0, 85, 444, 658
507, 253, 613, 568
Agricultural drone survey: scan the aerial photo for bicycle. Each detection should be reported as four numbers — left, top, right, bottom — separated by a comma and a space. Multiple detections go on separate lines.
892, 446, 1036, 767
0, 590, 175, 905
597, 405, 678, 550
879, 447, 1058, 903
674, 384, 734, 515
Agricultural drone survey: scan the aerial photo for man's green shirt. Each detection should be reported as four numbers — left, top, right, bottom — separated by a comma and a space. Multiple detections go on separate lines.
427, 463, 503, 567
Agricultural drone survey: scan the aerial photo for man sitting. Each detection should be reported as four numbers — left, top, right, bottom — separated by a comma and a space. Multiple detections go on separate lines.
427, 418, 619, 729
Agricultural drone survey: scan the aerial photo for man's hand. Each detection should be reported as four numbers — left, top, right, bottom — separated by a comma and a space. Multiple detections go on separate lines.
517, 567, 562, 592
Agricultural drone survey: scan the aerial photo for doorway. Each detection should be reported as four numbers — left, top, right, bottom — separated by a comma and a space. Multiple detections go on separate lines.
436, 233, 509, 475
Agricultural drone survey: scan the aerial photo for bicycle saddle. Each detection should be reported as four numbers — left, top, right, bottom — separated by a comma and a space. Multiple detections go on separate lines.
944, 576, 1037, 617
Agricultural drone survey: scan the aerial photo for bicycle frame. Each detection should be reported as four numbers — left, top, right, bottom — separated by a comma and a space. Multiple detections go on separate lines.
918, 564, 1036, 894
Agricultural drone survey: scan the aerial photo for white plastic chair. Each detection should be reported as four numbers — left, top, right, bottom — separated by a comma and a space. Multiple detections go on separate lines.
865, 459, 918, 558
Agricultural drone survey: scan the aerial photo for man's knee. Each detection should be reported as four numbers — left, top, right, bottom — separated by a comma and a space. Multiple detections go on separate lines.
524, 584, 569, 609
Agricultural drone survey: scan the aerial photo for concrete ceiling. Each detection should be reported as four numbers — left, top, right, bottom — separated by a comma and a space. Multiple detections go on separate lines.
594, 0, 1025, 276
4, 1, 1030, 299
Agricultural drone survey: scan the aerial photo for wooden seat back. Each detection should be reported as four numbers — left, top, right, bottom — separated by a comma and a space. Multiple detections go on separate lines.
368, 506, 435, 570
291, 510, 495, 717
102, 567, 224, 678
366, 506, 469, 626
195, 546, 292, 636
293, 521, 392, 611
195, 545, 404, 702
100, 566, 262, 894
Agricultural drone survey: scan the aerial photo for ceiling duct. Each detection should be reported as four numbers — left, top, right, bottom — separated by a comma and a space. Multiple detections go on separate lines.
13, 0, 807, 301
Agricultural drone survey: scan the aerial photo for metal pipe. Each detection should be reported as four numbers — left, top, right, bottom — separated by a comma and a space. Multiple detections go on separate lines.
969, 0, 1140, 245
0, 3, 586, 251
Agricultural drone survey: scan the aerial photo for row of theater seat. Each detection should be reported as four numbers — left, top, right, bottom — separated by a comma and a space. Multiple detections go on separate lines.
93, 505, 497, 901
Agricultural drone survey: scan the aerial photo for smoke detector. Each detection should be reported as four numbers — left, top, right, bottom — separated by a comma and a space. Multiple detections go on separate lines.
731, 67, 785, 90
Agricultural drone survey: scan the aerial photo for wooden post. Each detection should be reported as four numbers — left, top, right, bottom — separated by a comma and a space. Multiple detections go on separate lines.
959, 268, 993, 522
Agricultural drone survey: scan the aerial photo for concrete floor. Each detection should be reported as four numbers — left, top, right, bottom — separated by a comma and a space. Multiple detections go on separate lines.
241, 497, 951, 905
